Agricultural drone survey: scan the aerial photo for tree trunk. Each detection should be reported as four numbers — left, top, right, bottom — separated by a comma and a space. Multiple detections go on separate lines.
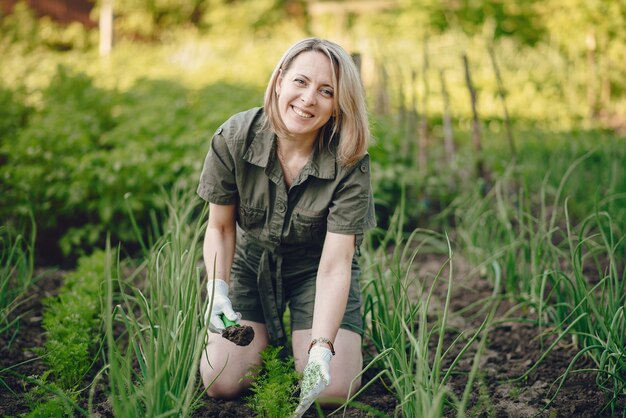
99, 0, 113, 57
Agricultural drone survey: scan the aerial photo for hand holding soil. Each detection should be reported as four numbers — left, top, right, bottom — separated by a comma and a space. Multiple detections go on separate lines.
220, 314, 255, 346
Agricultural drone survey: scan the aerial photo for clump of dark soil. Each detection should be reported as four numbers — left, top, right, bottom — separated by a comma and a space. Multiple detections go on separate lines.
221, 324, 255, 346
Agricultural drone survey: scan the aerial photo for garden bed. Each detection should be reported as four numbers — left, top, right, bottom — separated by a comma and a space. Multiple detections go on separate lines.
1, 257, 623, 417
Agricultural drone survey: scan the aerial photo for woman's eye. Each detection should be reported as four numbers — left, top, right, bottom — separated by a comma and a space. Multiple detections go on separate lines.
320, 88, 334, 98
294, 78, 305, 85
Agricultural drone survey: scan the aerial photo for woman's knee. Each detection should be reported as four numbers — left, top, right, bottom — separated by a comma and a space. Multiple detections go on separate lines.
200, 321, 269, 399
200, 354, 250, 399
205, 378, 248, 400
321, 375, 362, 404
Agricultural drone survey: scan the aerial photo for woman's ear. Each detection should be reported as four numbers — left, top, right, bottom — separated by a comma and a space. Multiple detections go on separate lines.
275, 69, 284, 97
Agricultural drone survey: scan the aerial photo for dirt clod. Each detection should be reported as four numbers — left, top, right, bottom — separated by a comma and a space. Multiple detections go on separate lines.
222, 325, 255, 346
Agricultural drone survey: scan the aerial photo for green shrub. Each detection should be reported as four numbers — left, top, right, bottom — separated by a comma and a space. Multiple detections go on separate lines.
245, 346, 301, 418
0, 84, 32, 141
0, 1, 95, 50
0, 63, 262, 260
0, 67, 118, 258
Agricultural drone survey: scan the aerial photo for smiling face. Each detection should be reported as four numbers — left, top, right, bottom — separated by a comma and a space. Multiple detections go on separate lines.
275, 51, 336, 144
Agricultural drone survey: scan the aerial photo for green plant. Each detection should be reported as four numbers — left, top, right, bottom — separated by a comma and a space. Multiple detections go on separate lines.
452, 144, 626, 411
22, 375, 80, 418
0, 1, 94, 50
360, 195, 501, 418
527, 205, 626, 414
0, 84, 32, 141
42, 250, 106, 390
0, 62, 263, 260
245, 346, 301, 418
104, 190, 208, 417
0, 219, 35, 342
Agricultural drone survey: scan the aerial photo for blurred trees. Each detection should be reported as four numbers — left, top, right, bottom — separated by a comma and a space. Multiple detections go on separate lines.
4, 0, 625, 55
537, 0, 626, 117
385, 0, 545, 45
1, 0, 624, 119
88, 0, 306, 39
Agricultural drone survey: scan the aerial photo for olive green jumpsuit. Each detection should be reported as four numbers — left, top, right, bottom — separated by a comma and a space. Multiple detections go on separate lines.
197, 107, 376, 347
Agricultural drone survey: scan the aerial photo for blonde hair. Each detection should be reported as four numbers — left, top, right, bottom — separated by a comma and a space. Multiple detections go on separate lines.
263, 38, 370, 167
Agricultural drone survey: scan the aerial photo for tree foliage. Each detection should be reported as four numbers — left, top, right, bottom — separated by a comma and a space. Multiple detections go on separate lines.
87, 0, 304, 40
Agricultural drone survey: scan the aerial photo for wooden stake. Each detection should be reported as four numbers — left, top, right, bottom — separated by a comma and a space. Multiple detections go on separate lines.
462, 54, 485, 180
439, 69, 455, 166
487, 45, 516, 159
418, 35, 429, 175
405, 68, 418, 163
375, 62, 390, 116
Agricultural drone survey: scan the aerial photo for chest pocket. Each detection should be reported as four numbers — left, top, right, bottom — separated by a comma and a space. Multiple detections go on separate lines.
292, 210, 327, 243
237, 203, 266, 237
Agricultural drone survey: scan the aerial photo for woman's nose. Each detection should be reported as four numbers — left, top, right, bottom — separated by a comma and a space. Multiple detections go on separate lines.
300, 88, 316, 105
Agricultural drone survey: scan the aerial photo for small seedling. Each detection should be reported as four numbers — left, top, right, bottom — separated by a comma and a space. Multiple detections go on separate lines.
245, 346, 301, 417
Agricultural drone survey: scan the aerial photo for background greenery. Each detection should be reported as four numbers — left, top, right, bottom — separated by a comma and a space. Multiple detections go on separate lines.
0, 1, 625, 414
1, 0, 625, 262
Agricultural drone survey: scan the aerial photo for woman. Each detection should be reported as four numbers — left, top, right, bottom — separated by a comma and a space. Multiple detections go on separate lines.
197, 37, 375, 415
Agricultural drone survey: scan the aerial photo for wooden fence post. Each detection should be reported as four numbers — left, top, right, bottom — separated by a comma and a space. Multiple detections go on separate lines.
488, 44, 516, 159
418, 35, 429, 176
404, 68, 417, 163
375, 62, 390, 116
462, 54, 485, 181
99, 0, 113, 57
439, 69, 456, 167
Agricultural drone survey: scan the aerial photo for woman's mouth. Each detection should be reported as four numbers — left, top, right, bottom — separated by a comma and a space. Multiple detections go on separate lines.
292, 106, 313, 119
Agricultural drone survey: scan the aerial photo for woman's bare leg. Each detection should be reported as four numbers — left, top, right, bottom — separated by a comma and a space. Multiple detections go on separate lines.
200, 321, 269, 399
292, 328, 362, 406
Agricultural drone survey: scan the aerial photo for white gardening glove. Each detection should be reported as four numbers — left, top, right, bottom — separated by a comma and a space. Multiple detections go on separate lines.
204, 279, 240, 332
293, 346, 333, 417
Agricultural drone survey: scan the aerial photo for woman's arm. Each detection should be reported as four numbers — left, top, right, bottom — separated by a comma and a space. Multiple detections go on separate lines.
293, 232, 356, 415
204, 203, 237, 282
311, 231, 356, 345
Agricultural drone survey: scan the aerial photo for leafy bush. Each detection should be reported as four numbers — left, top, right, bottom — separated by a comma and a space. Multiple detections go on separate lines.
0, 66, 118, 258
245, 346, 301, 418
0, 2, 95, 50
0, 84, 32, 142
0, 63, 262, 260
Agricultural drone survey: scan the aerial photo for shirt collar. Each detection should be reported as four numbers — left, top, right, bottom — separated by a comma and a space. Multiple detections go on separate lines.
243, 126, 274, 168
243, 127, 336, 181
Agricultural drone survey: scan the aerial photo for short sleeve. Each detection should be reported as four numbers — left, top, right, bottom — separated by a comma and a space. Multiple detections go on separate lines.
327, 154, 376, 243
197, 127, 238, 205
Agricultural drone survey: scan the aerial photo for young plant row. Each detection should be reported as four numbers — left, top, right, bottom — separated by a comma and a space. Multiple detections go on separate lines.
24, 251, 107, 416
452, 152, 626, 412
102, 191, 210, 417
357, 194, 502, 418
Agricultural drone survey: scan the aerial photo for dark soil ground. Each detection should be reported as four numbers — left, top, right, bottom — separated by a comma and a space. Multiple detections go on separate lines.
1, 256, 624, 417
